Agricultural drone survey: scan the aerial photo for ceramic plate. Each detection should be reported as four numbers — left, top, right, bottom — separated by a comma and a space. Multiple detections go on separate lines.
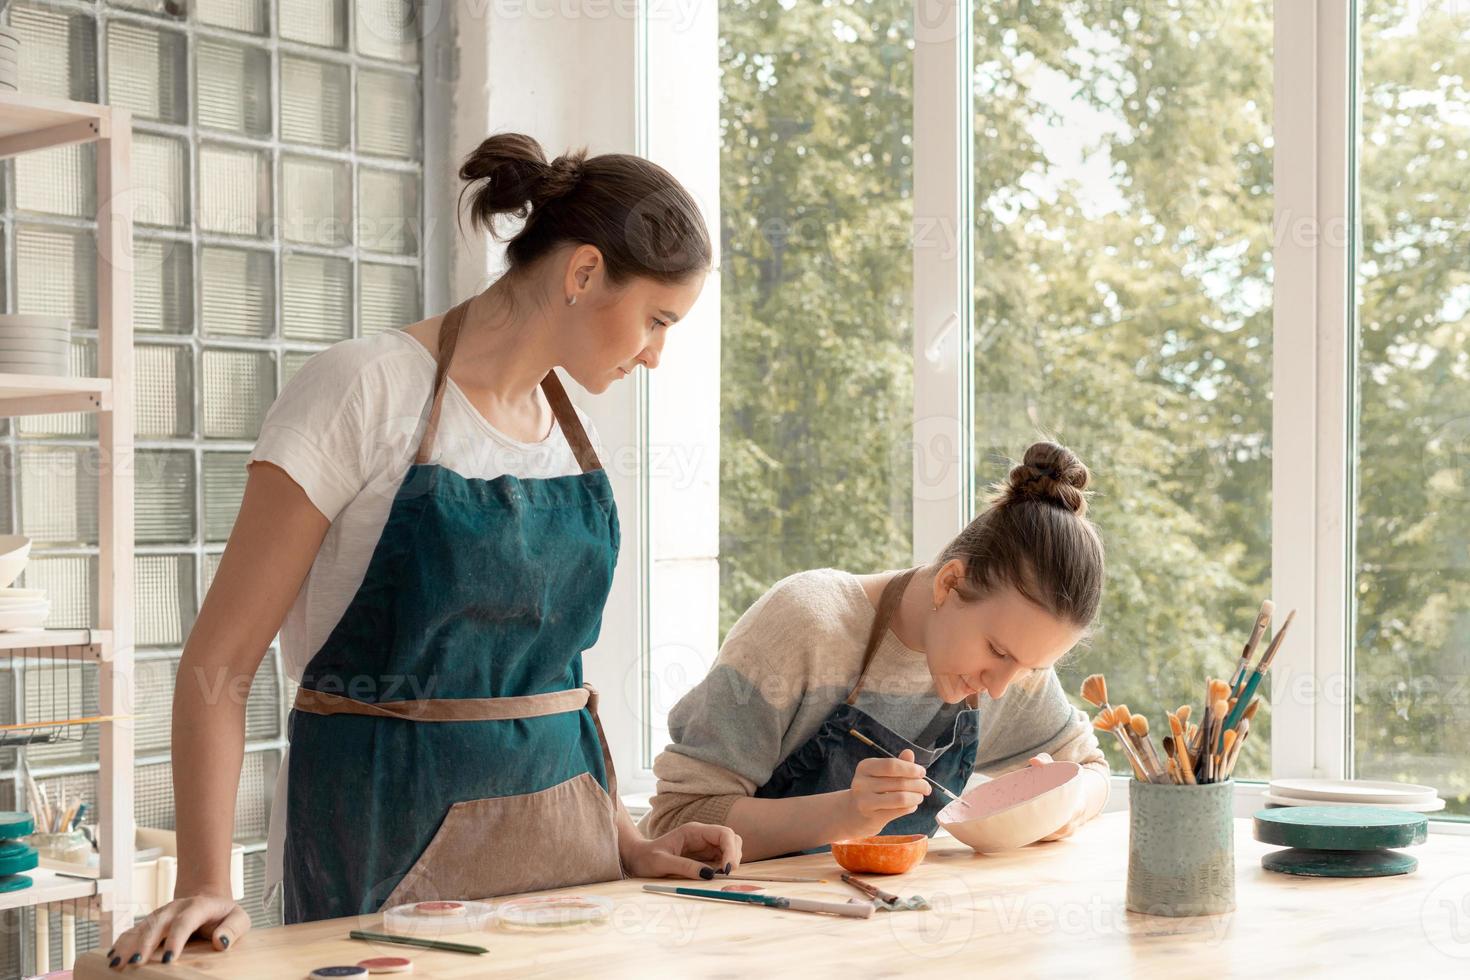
0, 607, 49, 631
1261, 791, 1444, 812
1268, 778, 1438, 805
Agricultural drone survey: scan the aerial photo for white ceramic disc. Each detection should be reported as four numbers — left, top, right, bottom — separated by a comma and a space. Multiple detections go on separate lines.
0, 607, 49, 631
1261, 791, 1445, 812
1268, 778, 1439, 805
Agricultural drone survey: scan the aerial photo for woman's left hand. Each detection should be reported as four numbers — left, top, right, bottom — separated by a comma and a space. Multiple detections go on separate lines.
1026, 753, 1088, 841
621, 821, 743, 880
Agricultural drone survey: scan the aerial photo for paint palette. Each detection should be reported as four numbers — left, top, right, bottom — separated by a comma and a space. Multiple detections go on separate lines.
494, 895, 613, 931
381, 899, 495, 936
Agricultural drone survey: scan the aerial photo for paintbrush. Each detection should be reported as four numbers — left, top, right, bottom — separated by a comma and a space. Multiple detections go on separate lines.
1081, 681, 1158, 781
1111, 704, 1150, 782
716, 873, 828, 883
1093, 707, 1159, 782
643, 884, 873, 919
840, 872, 930, 911
1228, 600, 1275, 698
1222, 610, 1295, 736
1129, 714, 1166, 782
847, 728, 959, 802
1222, 718, 1251, 779
348, 929, 486, 955
1167, 713, 1197, 785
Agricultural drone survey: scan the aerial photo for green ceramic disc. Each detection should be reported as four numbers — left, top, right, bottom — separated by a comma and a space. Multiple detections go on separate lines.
0, 811, 33, 838
0, 874, 31, 893
1253, 806, 1428, 851
0, 841, 37, 877
1262, 847, 1418, 877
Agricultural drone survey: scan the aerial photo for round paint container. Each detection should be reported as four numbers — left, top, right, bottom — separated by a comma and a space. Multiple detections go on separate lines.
357, 956, 413, 974
494, 895, 612, 931
381, 899, 495, 937
309, 967, 368, 979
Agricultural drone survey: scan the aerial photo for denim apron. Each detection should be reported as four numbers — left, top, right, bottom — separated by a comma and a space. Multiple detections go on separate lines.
282, 298, 623, 924
754, 568, 981, 840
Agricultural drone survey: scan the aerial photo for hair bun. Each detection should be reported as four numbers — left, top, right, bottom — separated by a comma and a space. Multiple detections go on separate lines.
458, 134, 586, 232
1000, 441, 1090, 516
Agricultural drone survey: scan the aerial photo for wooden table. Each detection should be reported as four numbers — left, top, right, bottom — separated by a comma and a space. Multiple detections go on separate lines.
76, 812, 1470, 977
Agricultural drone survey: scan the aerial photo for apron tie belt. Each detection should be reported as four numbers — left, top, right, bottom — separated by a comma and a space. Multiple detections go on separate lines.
293, 684, 591, 722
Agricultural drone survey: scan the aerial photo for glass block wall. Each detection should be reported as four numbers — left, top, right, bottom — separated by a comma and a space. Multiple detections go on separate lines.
0, 0, 430, 946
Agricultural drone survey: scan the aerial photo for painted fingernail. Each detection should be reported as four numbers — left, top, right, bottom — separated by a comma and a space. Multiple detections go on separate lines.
109, 956, 121, 968
163, 950, 174, 964
723, 863, 732, 874
106, 948, 115, 958
219, 935, 230, 948
699, 866, 715, 880
129, 953, 141, 964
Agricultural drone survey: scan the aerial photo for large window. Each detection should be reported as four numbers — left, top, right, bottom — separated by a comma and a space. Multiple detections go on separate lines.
969, 3, 1274, 778
717, 0, 916, 636
628, 0, 1465, 820
1352, 0, 1470, 816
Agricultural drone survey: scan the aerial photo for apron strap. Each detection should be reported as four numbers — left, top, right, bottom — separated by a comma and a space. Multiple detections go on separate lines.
540, 369, 603, 474
413, 298, 606, 473
294, 682, 622, 800
293, 685, 590, 721
845, 567, 919, 706
415, 297, 470, 466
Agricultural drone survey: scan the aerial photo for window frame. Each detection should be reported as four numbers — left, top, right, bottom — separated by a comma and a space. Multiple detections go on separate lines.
577, 0, 1470, 832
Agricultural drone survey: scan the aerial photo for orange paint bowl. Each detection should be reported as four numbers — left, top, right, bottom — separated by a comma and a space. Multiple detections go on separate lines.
830, 834, 929, 874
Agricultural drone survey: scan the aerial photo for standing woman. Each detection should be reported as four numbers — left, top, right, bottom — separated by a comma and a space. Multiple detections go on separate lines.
106, 134, 739, 968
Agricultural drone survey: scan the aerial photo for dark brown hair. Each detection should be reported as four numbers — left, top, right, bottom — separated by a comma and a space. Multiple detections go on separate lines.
938, 441, 1105, 632
458, 133, 711, 285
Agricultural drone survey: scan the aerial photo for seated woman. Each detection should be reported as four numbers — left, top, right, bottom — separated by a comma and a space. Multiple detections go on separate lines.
642, 442, 1112, 860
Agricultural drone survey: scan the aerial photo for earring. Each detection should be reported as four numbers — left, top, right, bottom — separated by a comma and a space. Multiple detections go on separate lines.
567, 295, 577, 307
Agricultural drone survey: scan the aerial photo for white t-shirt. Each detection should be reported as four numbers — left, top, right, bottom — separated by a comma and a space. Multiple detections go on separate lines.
249, 327, 601, 681
247, 327, 602, 898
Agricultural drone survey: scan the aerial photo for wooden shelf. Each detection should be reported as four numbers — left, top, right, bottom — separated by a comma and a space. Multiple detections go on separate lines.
0, 92, 114, 160
0, 630, 112, 661
0, 867, 110, 913
0, 375, 112, 417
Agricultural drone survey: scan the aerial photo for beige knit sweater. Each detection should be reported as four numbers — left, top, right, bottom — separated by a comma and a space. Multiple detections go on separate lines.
641, 569, 1109, 837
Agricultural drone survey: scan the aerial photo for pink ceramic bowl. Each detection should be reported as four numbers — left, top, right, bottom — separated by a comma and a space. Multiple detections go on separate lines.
937, 760, 1084, 853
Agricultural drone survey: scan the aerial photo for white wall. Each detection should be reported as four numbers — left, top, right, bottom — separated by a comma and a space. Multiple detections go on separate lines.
447, 0, 721, 791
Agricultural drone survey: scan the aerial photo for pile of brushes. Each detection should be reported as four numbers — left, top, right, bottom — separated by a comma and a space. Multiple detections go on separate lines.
1081, 600, 1295, 785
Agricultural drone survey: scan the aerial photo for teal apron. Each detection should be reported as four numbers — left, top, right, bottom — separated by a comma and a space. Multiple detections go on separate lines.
282, 298, 623, 924
754, 569, 982, 845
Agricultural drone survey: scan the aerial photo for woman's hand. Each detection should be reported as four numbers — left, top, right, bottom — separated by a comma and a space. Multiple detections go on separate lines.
102, 891, 249, 969
841, 748, 932, 839
1026, 753, 1095, 841
620, 821, 743, 880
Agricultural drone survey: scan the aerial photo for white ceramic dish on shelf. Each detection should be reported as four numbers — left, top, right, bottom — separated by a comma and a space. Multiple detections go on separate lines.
0, 606, 49, 631
0, 537, 30, 589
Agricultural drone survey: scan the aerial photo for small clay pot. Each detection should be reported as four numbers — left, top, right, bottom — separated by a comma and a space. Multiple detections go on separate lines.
830, 834, 928, 875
